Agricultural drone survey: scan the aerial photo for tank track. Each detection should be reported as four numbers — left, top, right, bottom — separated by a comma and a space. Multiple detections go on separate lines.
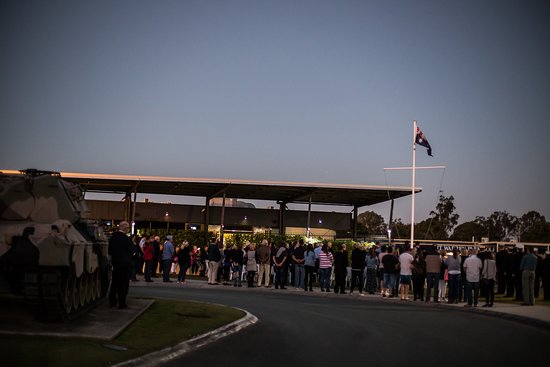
23, 268, 107, 322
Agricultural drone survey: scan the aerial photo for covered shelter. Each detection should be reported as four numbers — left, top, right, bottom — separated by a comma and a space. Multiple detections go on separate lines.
60, 172, 419, 242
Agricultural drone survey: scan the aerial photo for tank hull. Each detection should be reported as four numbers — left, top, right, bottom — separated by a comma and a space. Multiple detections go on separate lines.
0, 170, 110, 321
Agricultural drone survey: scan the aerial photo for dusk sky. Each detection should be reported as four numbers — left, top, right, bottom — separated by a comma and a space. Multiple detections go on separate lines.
1, 0, 549, 226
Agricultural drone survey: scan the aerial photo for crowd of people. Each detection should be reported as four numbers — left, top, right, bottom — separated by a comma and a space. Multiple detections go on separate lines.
109, 226, 550, 308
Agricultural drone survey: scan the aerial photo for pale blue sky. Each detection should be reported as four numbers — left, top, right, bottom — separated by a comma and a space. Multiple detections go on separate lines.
1, 0, 549, 225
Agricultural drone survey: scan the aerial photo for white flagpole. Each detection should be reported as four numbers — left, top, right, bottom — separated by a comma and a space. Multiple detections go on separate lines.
410, 120, 417, 249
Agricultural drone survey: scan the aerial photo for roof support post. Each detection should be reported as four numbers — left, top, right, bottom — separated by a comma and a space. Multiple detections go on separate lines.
204, 197, 210, 245
123, 193, 131, 223
353, 205, 358, 241
306, 196, 312, 239
220, 190, 226, 246
279, 202, 286, 236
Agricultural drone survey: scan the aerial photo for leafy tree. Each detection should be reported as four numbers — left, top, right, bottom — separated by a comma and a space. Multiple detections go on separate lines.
473, 211, 518, 241
390, 218, 410, 239
518, 211, 550, 242
428, 194, 459, 237
416, 218, 449, 240
450, 220, 485, 241
357, 210, 387, 236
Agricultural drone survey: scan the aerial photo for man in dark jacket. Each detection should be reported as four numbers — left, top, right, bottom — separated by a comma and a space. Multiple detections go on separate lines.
333, 244, 349, 294
108, 221, 134, 309
350, 243, 366, 295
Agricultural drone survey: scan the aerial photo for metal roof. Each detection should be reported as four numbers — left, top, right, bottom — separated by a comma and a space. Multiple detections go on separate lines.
54, 171, 418, 208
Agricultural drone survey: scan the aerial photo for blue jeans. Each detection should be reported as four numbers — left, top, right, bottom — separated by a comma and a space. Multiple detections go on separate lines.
232, 265, 242, 286
319, 267, 332, 290
426, 272, 440, 302
383, 273, 396, 290
448, 273, 460, 302
465, 281, 480, 305
294, 264, 305, 289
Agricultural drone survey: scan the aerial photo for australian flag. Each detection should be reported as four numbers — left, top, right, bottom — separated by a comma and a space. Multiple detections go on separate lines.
415, 126, 433, 156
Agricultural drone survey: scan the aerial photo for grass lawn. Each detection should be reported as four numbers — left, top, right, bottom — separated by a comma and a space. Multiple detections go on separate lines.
1, 299, 244, 367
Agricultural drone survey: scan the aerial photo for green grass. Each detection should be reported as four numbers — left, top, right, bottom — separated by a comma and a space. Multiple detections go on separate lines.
1, 299, 244, 367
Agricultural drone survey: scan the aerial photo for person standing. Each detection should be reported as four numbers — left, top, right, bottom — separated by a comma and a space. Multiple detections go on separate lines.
207, 241, 222, 285
495, 247, 508, 294
245, 243, 258, 287
481, 252, 497, 307
438, 250, 448, 302
382, 246, 398, 298
445, 249, 462, 304
231, 244, 244, 287
520, 247, 538, 305
463, 249, 483, 307
318, 244, 334, 292
108, 221, 134, 309
142, 236, 154, 282
304, 244, 316, 292
292, 240, 306, 290
365, 247, 378, 295
399, 246, 414, 301
541, 251, 550, 301
425, 247, 442, 303
350, 243, 366, 295
273, 242, 288, 290
151, 236, 161, 278
256, 239, 271, 287
412, 250, 426, 301
161, 235, 175, 282
333, 244, 348, 294
177, 241, 192, 284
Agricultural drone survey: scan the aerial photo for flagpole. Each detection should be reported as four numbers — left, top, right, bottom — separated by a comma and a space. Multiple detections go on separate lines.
411, 120, 417, 249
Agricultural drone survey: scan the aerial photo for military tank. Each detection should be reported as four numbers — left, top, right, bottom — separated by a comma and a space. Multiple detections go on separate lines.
0, 169, 110, 321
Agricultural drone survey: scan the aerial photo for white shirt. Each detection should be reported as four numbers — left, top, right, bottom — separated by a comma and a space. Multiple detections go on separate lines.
399, 252, 414, 276
463, 255, 483, 282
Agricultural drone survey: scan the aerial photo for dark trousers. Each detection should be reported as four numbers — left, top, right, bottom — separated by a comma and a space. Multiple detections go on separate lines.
497, 269, 506, 294
448, 274, 460, 302
412, 274, 425, 301
109, 265, 130, 307
144, 260, 152, 282
426, 272, 440, 302
274, 267, 285, 289
334, 271, 346, 293
178, 262, 190, 282
151, 259, 159, 277
162, 260, 172, 282
505, 272, 515, 297
304, 265, 315, 290
465, 281, 480, 306
247, 271, 256, 287
350, 269, 364, 293
484, 279, 495, 305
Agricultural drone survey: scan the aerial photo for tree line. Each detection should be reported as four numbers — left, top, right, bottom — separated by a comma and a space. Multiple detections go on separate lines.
357, 195, 550, 243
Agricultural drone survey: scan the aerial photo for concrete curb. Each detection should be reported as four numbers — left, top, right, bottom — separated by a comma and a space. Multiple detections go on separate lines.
111, 308, 258, 367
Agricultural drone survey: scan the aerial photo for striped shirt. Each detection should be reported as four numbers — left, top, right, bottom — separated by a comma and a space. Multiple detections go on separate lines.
319, 251, 334, 269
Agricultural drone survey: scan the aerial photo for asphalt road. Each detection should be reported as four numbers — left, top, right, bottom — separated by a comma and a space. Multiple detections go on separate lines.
129, 286, 549, 367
